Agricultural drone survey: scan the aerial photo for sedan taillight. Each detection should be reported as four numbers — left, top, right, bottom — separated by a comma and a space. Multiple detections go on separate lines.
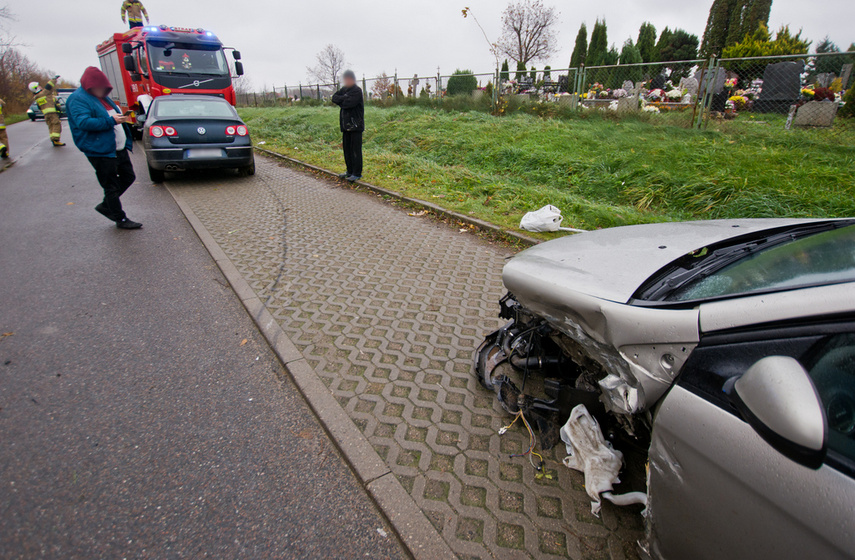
149, 126, 176, 138
226, 125, 248, 137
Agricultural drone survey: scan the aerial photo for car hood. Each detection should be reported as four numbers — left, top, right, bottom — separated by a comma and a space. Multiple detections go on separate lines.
505, 218, 816, 304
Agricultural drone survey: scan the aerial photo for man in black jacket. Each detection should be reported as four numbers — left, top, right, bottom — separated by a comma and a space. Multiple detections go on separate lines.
331, 70, 364, 182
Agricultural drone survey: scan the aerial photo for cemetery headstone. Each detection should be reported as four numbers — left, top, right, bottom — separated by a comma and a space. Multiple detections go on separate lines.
840, 64, 853, 89
815, 73, 835, 88
680, 76, 699, 97
792, 100, 838, 127
696, 67, 727, 110
755, 61, 804, 113
616, 96, 639, 113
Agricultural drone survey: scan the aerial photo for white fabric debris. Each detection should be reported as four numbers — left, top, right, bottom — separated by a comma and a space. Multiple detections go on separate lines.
602, 490, 648, 511
560, 404, 647, 516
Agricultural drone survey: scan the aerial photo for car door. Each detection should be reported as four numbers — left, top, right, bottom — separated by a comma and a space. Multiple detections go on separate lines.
647, 317, 855, 560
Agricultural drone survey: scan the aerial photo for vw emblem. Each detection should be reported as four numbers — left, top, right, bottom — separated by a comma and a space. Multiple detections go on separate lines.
197, 127, 206, 135
193, 80, 200, 87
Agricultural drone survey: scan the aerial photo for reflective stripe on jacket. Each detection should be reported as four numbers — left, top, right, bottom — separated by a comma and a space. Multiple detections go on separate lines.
33, 80, 58, 113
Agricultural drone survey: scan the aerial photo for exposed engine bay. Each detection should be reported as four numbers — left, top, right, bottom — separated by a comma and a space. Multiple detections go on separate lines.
475, 293, 652, 503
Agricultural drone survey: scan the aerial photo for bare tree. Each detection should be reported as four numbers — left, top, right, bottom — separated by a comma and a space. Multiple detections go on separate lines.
496, 0, 560, 66
371, 72, 392, 99
462, 7, 500, 68
231, 70, 253, 105
307, 44, 348, 87
0, 6, 20, 48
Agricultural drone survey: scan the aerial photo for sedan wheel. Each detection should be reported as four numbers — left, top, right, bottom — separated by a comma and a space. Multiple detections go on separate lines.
238, 160, 256, 177
148, 165, 166, 183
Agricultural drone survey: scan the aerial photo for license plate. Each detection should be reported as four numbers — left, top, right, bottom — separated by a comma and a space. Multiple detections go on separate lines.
186, 148, 224, 159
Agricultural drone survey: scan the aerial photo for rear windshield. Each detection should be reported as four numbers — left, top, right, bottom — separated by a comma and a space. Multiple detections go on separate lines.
669, 224, 855, 301
154, 99, 236, 118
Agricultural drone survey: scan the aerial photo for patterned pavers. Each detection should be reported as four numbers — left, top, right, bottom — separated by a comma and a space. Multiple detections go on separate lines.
169, 157, 644, 559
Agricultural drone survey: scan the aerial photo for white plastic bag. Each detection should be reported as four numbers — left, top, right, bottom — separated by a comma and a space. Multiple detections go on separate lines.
520, 205, 563, 232
520, 205, 587, 233
560, 404, 647, 516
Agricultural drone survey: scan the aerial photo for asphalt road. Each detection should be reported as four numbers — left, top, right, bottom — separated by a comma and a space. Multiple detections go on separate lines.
0, 120, 407, 559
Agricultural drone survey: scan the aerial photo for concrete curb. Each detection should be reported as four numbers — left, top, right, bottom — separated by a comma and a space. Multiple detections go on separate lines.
254, 147, 541, 247
167, 185, 457, 560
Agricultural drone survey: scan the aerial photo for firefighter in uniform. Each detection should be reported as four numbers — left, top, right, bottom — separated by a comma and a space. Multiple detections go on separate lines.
29, 78, 65, 146
120, 0, 149, 29
0, 98, 9, 159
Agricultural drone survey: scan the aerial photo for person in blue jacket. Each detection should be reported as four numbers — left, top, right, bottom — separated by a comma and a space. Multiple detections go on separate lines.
66, 66, 142, 229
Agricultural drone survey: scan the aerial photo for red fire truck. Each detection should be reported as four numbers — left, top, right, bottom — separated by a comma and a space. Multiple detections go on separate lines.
96, 25, 244, 135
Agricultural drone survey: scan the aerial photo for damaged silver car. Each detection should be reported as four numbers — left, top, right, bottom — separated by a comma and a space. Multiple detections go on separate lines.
475, 218, 855, 559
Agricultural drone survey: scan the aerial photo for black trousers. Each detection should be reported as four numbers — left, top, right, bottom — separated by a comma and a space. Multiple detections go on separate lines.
342, 131, 362, 177
88, 149, 136, 221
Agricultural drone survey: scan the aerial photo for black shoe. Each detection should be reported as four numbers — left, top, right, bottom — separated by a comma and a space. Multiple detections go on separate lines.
0, 146, 7, 159
337, 173, 349, 179
95, 203, 117, 222
52, 140, 66, 147
346, 175, 362, 182
116, 218, 142, 229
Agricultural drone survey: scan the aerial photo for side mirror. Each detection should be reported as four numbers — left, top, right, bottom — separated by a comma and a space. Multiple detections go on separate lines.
124, 55, 137, 73
121, 43, 133, 54
232, 50, 242, 60
725, 356, 827, 469
234, 61, 244, 76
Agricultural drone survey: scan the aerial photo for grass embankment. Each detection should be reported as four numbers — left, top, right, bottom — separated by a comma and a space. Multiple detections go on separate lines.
5, 114, 28, 126
240, 105, 855, 234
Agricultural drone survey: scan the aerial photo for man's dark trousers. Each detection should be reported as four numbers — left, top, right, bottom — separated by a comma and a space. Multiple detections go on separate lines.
87, 149, 135, 221
342, 131, 362, 177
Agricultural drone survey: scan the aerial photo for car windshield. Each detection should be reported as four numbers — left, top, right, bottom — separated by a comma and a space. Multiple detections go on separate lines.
668, 224, 855, 301
147, 43, 228, 76
154, 98, 235, 118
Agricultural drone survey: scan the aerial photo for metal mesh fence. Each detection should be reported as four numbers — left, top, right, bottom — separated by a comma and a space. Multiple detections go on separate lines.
236, 53, 854, 134
714, 53, 853, 131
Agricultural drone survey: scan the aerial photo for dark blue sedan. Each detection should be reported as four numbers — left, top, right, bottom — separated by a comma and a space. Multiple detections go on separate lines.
141, 95, 254, 182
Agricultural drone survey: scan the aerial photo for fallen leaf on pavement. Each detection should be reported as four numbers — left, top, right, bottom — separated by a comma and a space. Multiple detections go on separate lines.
408, 210, 427, 217
290, 429, 314, 439
66, 202, 74, 205
239, 338, 248, 346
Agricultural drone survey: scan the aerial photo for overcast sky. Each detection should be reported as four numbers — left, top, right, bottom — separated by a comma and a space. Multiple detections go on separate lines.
10, 0, 853, 89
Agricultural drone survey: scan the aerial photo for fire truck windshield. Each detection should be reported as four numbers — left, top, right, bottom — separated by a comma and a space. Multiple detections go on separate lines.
147, 43, 229, 77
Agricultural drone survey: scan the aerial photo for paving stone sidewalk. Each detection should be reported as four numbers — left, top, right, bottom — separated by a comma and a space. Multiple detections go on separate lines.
168, 155, 644, 559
